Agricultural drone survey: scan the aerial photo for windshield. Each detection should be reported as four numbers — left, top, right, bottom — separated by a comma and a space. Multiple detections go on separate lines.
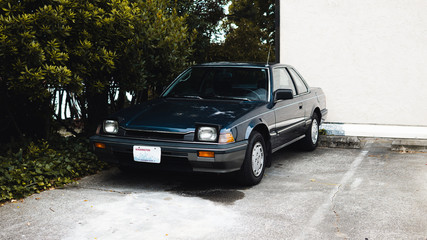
163, 67, 269, 101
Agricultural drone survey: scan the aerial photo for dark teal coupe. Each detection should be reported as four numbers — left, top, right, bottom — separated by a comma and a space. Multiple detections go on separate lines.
90, 62, 327, 185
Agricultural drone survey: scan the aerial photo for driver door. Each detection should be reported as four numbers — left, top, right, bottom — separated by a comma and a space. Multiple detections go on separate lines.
271, 68, 306, 149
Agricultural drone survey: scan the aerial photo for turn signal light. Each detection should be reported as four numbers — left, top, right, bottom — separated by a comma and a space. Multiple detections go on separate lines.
219, 132, 235, 144
94, 143, 106, 149
198, 151, 215, 158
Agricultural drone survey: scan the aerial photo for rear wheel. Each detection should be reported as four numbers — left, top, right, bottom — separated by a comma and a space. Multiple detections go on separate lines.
238, 131, 266, 186
300, 112, 320, 151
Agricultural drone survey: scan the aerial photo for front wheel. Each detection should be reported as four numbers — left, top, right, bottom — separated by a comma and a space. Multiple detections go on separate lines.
238, 131, 266, 186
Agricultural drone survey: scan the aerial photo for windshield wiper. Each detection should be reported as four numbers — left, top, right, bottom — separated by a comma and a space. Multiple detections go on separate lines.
207, 96, 252, 101
183, 95, 203, 99
167, 95, 203, 99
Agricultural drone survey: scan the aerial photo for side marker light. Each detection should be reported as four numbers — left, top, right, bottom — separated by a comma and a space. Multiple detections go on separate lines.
198, 151, 215, 158
94, 143, 106, 149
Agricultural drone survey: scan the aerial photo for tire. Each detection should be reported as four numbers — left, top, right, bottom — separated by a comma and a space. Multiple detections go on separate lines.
300, 112, 320, 151
238, 131, 266, 186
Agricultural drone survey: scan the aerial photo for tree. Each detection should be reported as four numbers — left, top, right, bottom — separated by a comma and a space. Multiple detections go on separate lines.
0, 0, 194, 141
63, 0, 194, 131
172, 0, 228, 63
0, 1, 81, 141
209, 0, 276, 62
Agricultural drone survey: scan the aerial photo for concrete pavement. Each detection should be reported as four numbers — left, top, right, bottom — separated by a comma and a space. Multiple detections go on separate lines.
1, 139, 426, 239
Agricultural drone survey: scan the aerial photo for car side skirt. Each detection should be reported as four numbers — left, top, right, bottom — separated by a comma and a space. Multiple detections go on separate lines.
272, 134, 305, 153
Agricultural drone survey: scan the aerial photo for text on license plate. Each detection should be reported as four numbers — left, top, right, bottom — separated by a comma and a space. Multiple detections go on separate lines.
133, 146, 161, 164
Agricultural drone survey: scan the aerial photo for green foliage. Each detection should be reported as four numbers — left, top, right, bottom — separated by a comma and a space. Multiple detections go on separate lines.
209, 0, 276, 62
0, 137, 107, 202
0, 0, 195, 139
0, 0, 194, 96
173, 0, 228, 63
0, 0, 81, 100
134, 0, 195, 92
319, 129, 327, 136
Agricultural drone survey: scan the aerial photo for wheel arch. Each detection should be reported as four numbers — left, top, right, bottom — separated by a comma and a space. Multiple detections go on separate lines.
244, 119, 270, 141
244, 120, 272, 167
312, 107, 321, 122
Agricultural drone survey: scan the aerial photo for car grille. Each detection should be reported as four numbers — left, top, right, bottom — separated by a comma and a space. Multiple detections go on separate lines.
124, 129, 192, 141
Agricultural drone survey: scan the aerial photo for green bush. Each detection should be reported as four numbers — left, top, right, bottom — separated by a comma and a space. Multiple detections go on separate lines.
0, 137, 107, 202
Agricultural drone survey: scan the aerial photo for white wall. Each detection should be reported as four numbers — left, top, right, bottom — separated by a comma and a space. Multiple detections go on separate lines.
281, 0, 427, 127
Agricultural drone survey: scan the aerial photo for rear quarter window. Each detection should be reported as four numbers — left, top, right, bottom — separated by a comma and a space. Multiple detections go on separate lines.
288, 68, 308, 94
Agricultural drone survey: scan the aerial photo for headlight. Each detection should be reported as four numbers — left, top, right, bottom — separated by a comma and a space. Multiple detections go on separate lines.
197, 126, 218, 142
103, 120, 118, 134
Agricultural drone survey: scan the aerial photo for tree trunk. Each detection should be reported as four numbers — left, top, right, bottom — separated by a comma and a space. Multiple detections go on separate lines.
86, 89, 109, 135
117, 90, 126, 110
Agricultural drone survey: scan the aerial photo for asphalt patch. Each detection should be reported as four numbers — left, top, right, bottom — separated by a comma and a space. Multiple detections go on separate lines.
104, 167, 247, 204
170, 188, 245, 204
167, 176, 247, 205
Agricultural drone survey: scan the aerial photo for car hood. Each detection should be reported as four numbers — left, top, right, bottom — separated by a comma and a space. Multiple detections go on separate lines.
114, 98, 265, 132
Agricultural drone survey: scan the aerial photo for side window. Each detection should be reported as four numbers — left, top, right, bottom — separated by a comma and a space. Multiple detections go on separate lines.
273, 68, 297, 95
288, 68, 308, 94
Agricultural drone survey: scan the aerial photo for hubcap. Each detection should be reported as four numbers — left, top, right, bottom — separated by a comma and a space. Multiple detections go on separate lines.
311, 118, 319, 144
252, 142, 264, 177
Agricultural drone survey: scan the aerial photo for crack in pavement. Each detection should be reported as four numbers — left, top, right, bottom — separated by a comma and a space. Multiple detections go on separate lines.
331, 184, 343, 238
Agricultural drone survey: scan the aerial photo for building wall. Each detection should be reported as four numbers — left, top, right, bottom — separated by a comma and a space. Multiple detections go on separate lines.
280, 0, 427, 127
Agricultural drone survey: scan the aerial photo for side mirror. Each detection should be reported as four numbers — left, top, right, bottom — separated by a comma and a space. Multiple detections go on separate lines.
274, 89, 294, 101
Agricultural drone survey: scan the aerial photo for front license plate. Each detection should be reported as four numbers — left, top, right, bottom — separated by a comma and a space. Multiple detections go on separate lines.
133, 146, 161, 164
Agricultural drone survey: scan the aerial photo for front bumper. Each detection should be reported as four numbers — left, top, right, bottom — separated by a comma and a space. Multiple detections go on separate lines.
90, 135, 248, 173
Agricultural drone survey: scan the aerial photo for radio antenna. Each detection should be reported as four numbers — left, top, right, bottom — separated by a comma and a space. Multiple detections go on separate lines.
266, 43, 272, 65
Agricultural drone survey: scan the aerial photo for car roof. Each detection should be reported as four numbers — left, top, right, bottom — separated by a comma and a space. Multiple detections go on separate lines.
195, 62, 293, 68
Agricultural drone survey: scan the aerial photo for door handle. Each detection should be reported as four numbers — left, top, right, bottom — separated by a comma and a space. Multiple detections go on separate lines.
298, 103, 303, 109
